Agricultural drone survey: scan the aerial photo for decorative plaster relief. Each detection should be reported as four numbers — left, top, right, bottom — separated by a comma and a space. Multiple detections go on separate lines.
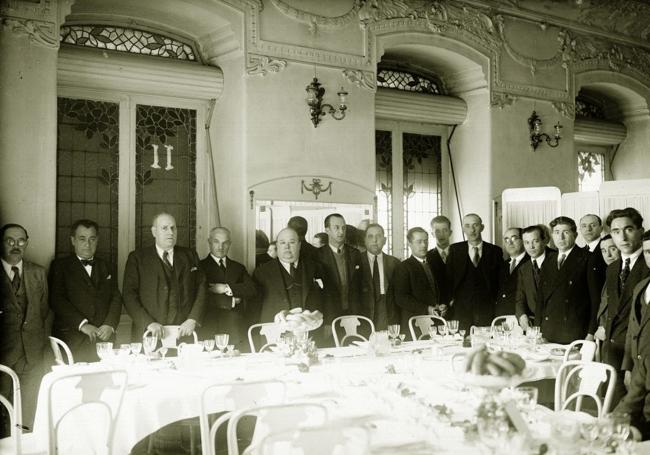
269, 0, 361, 34
490, 92, 518, 109
0, 0, 52, 19
1, 16, 58, 48
342, 68, 376, 92
551, 101, 575, 120
247, 54, 287, 76
576, 0, 650, 42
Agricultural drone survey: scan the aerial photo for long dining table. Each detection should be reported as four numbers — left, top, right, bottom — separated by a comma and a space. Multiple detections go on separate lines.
23, 339, 622, 454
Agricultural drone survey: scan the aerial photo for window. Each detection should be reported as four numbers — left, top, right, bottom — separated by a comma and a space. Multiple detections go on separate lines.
578, 149, 606, 192
376, 68, 443, 95
375, 130, 393, 253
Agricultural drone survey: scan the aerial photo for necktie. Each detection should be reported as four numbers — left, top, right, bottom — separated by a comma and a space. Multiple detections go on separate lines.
80, 259, 95, 267
532, 259, 541, 290
162, 251, 173, 270
472, 247, 480, 267
619, 258, 631, 292
584, 244, 591, 252
440, 250, 447, 264
557, 253, 566, 270
290, 262, 297, 280
372, 255, 381, 301
509, 258, 517, 274
421, 259, 437, 293
218, 258, 226, 272
11, 266, 20, 293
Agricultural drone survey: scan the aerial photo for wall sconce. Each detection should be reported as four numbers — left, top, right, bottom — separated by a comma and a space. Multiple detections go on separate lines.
305, 77, 348, 127
528, 111, 562, 150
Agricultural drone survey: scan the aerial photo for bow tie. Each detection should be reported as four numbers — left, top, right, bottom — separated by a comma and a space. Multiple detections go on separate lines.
80, 259, 95, 267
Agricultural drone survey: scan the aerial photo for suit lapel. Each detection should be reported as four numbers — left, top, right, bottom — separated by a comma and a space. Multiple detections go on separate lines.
1, 269, 21, 313
173, 247, 187, 279
617, 260, 650, 319
72, 256, 95, 289
636, 277, 650, 331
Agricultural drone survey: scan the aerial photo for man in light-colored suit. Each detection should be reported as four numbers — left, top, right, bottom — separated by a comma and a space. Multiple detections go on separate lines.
123, 213, 205, 341
360, 224, 400, 330
0, 223, 51, 430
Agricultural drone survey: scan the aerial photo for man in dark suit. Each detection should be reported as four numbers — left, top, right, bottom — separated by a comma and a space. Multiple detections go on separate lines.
580, 214, 607, 298
495, 227, 528, 317
615, 231, 650, 439
426, 215, 452, 305
537, 216, 600, 343
199, 227, 257, 350
446, 213, 503, 332
516, 225, 551, 329
123, 213, 206, 341
253, 228, 324, 324
0, 223, 51, 430
601, 208, 648, 401
595, 235, 621, 342
317, 214, 363, 327
49, 219, 122, 362
360, 223, 400, 330
394, 227, 440, 332
288, 216, 318, 261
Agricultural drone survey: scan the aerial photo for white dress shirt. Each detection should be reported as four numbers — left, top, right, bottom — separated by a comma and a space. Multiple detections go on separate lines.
531, 252, 546, 269
77, 256, 93, 276
279, 259, 299, 276
587, 238, 601, 253
621, 247, 643, 271
1, 258, 22, 280
509, 251, 527, 271
468, 242, 483, 262
155, 244, 174, 266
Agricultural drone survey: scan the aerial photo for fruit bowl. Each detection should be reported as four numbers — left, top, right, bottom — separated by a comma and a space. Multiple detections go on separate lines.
454, 367, 536, 390
450, 346, 532, 390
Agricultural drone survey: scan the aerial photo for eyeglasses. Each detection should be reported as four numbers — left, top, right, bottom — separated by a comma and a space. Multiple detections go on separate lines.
503, 236, 521, 244
4, 238, 27, 247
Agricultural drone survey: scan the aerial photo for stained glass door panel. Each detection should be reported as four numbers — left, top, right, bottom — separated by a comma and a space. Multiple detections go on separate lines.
56, 98, 119, 271
135, 105, 196, 249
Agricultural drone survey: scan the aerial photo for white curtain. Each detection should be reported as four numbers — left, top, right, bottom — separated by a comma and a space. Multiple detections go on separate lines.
502, 187, 562, 232
600, 179, 650, 230
562, 191, 600, 246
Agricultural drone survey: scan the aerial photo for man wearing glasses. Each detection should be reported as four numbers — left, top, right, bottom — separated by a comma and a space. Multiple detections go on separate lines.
0, 223, 51, 431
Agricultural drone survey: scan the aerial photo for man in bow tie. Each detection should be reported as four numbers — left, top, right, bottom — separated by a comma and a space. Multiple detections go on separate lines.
49, 219, 122, 362
123, 212, 205, 341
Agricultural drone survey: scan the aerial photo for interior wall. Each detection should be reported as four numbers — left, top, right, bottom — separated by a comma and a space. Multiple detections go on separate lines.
612, 116, 650, 180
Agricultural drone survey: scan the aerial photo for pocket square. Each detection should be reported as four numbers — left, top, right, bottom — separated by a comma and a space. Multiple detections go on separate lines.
354, 265, 360, 270
191, 267, 198, 272
314, 278, 324, 289
107, 275, 112, 280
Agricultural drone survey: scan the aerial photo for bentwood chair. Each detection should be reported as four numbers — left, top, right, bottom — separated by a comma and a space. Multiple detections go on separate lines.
563, 339, 597, 363
331, 315, 375, 347
554, 360, 616, 417
252, 423, 370, 455
408, 315, 447, 341
490, 315, 519, 332
247, 323, 284, 353
0, 364, 23, 454
199, 380, 287, 455
230, 403, 328, 455
49, 336, 74, 366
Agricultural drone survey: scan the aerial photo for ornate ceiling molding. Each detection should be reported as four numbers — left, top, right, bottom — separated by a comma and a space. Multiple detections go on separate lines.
246, 54, 287, 76
342, 68, 376, 92
490, 92, 518, 109
269, 0, 362, 34
552, 101, 575, 120
1, 16, 58, 48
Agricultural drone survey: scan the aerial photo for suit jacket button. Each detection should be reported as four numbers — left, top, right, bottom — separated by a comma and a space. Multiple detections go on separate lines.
502, 294, 506, 298
544, 317, 549, 321
638, 355, 643, 360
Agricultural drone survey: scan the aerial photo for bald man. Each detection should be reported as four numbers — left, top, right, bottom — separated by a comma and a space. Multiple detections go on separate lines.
123, 213, 206, 340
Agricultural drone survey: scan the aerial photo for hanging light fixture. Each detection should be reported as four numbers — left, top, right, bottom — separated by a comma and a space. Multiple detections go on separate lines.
528, 111, 562, 150
305, 77, 348, 127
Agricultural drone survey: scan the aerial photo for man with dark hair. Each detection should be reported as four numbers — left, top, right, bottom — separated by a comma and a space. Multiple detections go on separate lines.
123, 212, 206, 340
360, 224, 400, 330
394, 227, 440, 332
515, 225, 550, 329
538, 216, 600, 343
601, 208, 648, 400
495, 227, 529, 317
446, 213, 503, 331
594, 234, 621, 342
615, 229, 650, 438
0, 223, 51, 429
426, 215, 452, 305
580, 214, 608, 306
49, 219, 122, 362
200, 227, 257, 350
288, 216, 318, 261
317, 214, 363, 328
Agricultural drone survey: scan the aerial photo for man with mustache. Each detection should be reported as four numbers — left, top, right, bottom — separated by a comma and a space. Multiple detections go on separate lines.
0, 223, 51, 431
123, 213, 206, 341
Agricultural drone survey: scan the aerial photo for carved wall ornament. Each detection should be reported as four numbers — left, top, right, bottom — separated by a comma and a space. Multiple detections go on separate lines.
301, 178, 332, 200
1, 17, 58, 48
551, 101, 575, 120
576, 0, 650, 42
342, 68, 376, 92
490, 92, 518, 109
246, 55, 287, 76
269, 0, 362, 34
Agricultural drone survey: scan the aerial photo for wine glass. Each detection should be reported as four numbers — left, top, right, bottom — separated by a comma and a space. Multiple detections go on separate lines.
459, 329, 466, 339
203, 339, 215, 352
96, 342, 113, 361
215, 333, 229, 352
437, 324, 449, 338
447, 320, 459, 336
158, 347, 168, 360
130, 342, 142, 355
387, 324, 400, 345
143, 334, 158, 357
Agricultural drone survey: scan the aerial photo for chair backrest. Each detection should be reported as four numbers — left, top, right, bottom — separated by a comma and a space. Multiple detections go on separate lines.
554, 360, 617, 417
47, 368, 128, 455
231, 403, 328, 455
0, 364, 22, 454
199, 379, 287, 455
490, 315, 519, 331
49, 336, 74, 366
331, 315, 375, 347
142, 325, 199, 348
408, 315, 447, 341
253, 423, 370, 455
248, 323, 284, 353
563, 339, 597, 363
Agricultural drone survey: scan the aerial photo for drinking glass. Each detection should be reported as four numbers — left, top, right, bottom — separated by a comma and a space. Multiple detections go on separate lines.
459, 329, 466, 338
437, 324, 449, 337
143, 334, 158, 356
203, 339, 215, 352
215, 333, 230, 352
159, 347, 168, 360
447, 320, 459, 335
388, 324, 400, 344
428, 326, 438, 341
96, 342, 113, 361
118, 344, 132, 358
130, 342, 142, 355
